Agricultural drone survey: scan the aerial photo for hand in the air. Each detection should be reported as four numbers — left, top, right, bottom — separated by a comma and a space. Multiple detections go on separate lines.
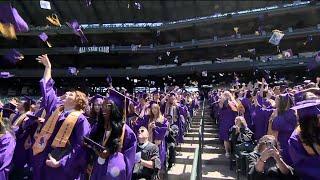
36, 54, 51, 68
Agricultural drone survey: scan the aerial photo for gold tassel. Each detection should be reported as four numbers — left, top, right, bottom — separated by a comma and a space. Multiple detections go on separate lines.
0, 23, 17, 40
46, 41, 52, 48
14, 54, 24, 61
46, 14, 62, 27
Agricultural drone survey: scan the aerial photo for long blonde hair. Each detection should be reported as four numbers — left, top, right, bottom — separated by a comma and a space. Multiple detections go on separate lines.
150, 103, 164, 123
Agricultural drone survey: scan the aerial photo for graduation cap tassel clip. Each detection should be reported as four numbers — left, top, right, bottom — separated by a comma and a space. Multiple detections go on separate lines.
46, 14, 61, 27
0, 23, 16, 39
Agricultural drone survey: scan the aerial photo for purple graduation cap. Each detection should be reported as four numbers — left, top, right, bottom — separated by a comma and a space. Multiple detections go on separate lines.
3, 49, 24, 65
39, 32, 52, 47
107, 88, 130, 119
291, 100, 320, 122
0, 2, 29, 33
66, 20, 88, 44
0, 72, 14, 78
67, 67, 79, 76
106, 74, 112, 87
89, 94, 104, 104
269, 30, 284, 45
308, 51, 320, 70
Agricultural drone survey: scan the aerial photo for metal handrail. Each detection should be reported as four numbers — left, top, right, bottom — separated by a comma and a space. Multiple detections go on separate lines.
190, 99, 206, 180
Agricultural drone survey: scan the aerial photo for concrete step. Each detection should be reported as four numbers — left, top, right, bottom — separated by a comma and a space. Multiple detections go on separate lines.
176, 143, 225, 154
202, 164, 236, 180
192, 122, 215, 127
175, 152, 229, 166
189, 127, 219, 133
191, 124, 217, 129
165, 163, 192, 180
183, 136, 220, 144
191, 120, 214, 124
185, 132, 218, 138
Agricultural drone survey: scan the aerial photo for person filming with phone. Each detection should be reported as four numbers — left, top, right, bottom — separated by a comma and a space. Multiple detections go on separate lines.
248, 135, 297, 180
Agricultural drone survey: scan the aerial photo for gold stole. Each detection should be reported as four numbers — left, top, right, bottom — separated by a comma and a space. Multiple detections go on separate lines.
12, 113, 27, 127
236, 99, 245, 114
33, 109, 47, 140
51, 111, 82, 148
296, 126, 320, 156
25, 109, 47, 149
32, 107, 81, 155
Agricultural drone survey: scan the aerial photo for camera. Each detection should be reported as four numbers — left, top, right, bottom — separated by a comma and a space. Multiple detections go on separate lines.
266, 141, 274, 149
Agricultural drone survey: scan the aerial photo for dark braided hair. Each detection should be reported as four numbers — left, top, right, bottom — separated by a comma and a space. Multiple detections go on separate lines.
90, 100, 124, 154
299, 114, 320, 147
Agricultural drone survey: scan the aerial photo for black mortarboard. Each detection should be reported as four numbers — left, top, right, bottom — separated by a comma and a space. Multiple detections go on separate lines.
23, 96, 36, 105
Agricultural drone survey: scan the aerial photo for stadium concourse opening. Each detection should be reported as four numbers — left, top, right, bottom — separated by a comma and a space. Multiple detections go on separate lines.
0, 1, 320, 180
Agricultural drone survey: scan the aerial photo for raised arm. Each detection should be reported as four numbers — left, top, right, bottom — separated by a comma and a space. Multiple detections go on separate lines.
36, 54, 57, 114
37, 54, 52, 84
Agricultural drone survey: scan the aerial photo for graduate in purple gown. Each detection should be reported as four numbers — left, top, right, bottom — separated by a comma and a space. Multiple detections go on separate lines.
218, 91, 238, 157
88, 94, 104, 126
89, 89, 137, 180
240, 91, 254, 130
270, 94, 297, 165
251, 95, 274, 140
0, 116, 16, 180
133, 93, 150, 134
288, 100, 320, 180
148, 103, 168, 169
31, 54, 91, 180
164, 93, 184, 143
126, 102, 138, 129
9, 96, 38, 179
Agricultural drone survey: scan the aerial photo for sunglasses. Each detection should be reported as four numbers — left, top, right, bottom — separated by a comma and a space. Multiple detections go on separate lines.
138, 129, 145, 133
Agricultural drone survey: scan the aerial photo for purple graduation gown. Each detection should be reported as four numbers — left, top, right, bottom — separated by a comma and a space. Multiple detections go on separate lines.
240, 97, 253, 130
0, 132, 16, 180
153, 119, 169, 168
11, 112, 33, 170
257, 95, 272, 109
90, 124, 137, 180
272, 109, 297, 165
32, 78, 91, 180
288, 129, 320, 180
91, 152, 126, 180
218, 103, 237, 141
251, 105, 273, 140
